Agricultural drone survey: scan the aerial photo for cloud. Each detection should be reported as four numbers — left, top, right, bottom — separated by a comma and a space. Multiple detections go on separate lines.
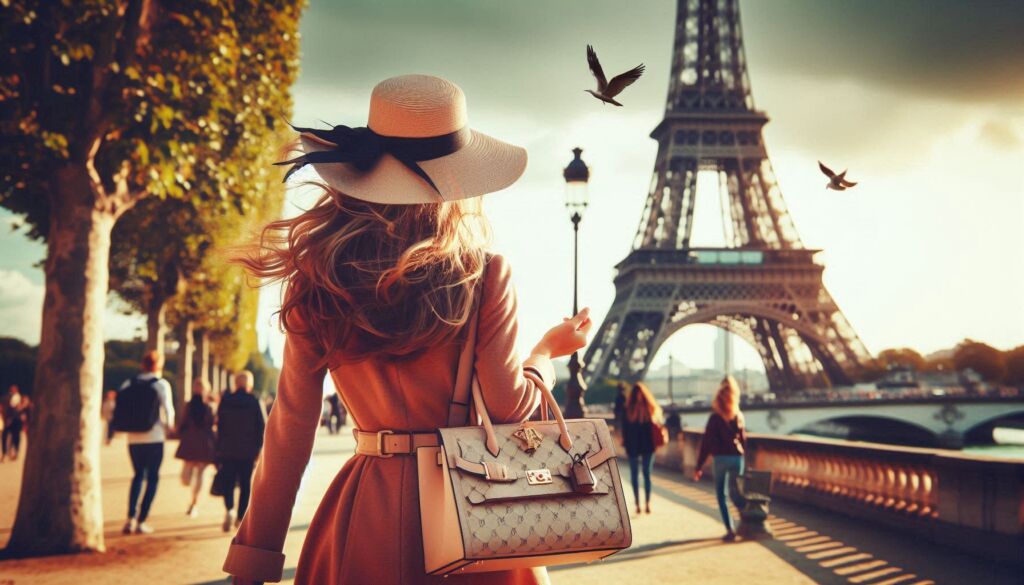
0, 270, 43, 343
977, 120, 1021, 149
740, 0, 1024, 106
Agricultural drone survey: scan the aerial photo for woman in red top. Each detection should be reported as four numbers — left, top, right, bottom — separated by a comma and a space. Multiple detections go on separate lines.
694, 376, 748, 541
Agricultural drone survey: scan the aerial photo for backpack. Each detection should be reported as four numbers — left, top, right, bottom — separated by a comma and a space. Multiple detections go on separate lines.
112, 376, 162, 432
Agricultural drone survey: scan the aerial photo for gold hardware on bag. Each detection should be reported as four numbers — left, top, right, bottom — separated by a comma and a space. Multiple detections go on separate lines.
526, 468, 553, 485
512, 423, 544, 453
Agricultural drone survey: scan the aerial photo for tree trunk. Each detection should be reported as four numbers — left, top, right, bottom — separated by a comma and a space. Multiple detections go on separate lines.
212, 361, 221, 395
145, 293, 168, 356
5, 167, 118, 556
173, 319, 194, 423
195, 329, 210, 386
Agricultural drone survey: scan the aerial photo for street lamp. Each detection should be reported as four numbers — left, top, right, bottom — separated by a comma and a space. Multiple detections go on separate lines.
563, 147, 589, 418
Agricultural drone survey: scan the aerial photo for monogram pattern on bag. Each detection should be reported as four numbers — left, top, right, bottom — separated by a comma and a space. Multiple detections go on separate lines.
445, 422, 629, 558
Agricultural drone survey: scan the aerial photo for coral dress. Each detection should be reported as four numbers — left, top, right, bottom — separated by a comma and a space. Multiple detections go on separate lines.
223, 255, 554, 584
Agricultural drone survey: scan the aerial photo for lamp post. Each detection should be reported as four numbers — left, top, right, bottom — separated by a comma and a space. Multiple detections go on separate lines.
563, 147, 589, 418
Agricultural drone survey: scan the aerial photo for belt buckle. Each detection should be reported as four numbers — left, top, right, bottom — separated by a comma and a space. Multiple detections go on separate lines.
375, 430, 394, 458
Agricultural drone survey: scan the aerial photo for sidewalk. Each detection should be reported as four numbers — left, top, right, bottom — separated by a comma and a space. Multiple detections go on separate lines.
0, 428, 975, 585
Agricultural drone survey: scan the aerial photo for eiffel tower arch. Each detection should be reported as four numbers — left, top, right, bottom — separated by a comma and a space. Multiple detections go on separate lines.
582, 0, 873, 392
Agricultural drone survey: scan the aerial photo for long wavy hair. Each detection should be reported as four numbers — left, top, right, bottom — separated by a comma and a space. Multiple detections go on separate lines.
234, 176, 490, 365
626, 382, 663, 424
712, 375, 742, 421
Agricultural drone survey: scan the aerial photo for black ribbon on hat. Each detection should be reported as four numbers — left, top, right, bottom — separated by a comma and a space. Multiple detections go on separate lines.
275, 123, 471, 194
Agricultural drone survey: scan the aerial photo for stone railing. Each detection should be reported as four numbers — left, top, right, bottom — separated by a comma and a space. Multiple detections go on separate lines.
607, 419, 1024, 566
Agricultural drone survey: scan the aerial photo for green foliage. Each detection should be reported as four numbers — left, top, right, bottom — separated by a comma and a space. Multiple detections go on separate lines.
876, 348, 926, 371
1002, 346, 1024, 386
0, 0, 249, 233
0, 337, 181, 394
0, 338, 36, 394
100, 1, 303, 361
245, 350, 280, 399
953, 340, 1007, 382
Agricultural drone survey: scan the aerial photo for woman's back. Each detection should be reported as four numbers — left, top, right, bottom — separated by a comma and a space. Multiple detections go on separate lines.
622, 418, 655, 456
176, 402, 215, 463
228, 254, 555, 584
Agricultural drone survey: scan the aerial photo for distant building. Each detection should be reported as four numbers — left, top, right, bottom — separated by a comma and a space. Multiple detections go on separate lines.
261, 344, 276, 369
714, 328, 734, 374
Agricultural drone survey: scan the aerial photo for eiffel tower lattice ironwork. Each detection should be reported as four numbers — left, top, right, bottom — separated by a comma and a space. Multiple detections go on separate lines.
582, 0, 873, 392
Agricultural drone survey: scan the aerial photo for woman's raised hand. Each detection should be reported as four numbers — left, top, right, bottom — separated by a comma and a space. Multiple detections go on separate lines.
533, 308, 593, 359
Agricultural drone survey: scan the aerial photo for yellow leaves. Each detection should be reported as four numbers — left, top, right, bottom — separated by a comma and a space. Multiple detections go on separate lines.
40, 131, 69, 158
154, 104, 175, 129
136, 142, 150, 165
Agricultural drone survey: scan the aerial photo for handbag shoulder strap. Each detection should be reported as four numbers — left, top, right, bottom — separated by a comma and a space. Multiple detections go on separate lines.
447, 259, 486, 427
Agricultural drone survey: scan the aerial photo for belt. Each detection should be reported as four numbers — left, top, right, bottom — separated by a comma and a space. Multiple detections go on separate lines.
353, 428, 440, 458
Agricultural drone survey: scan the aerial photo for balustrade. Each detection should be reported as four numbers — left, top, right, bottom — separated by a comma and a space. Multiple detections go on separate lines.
606, 419, 1024, 566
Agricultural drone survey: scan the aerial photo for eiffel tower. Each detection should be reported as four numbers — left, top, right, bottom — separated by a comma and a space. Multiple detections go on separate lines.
582, 0, 873, 392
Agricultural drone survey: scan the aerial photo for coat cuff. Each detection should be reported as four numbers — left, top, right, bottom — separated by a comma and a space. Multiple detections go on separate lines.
223, 541, 285, 583
523, 354, 557, 388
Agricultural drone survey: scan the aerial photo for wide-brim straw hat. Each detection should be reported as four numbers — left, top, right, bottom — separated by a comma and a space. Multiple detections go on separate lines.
286, 74, 527, 204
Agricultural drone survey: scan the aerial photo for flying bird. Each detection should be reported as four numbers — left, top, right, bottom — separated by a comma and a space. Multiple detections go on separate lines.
585, 45, 644, 107
818, 161, 858, 191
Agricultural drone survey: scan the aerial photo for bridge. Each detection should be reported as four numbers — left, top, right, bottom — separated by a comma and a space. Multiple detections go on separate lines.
664, 395, 1024, 448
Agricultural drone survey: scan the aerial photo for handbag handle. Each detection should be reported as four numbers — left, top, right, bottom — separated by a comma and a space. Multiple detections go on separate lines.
471, 372, 574, 457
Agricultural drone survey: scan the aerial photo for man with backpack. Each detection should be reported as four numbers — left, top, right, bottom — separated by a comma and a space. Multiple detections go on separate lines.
215, 370, 266, 532
112, 350, 175, 535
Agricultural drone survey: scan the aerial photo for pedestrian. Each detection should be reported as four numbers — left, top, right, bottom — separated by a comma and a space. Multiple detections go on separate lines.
175, 378, 217, 517
1, 385, 25, 461
221, 75, 592, 584
326, 392, 344, 434
694, 375, 748, 541
113, 350, 175, 535
613, 381, 629, 431
622, 382, 662, 515
102, 389, 118, 445
215, 370, 266, 532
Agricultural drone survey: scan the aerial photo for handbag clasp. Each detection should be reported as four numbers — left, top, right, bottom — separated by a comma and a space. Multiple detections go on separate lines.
526, 468, 553, 485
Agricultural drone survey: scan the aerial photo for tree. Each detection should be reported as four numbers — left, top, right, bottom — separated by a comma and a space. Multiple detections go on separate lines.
1003, 345, 1024, 386
953, 340, 1006, 383
0, 1, 302, 556
876, 348, 925, 371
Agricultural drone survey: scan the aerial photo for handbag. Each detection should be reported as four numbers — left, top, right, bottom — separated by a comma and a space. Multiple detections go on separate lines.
651, 422, 669, 450
210, 464, 230, 497
417, 291, 632, 576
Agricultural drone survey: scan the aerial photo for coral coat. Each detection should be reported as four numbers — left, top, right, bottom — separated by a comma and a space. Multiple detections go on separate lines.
223, 255, 554, 584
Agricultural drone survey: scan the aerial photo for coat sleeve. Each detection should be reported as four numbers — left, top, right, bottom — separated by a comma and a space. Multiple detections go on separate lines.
222, 306, 327, 583
472, 254, 552, 424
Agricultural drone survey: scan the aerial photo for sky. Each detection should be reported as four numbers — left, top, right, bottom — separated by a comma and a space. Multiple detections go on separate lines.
2, 0, 1022, 376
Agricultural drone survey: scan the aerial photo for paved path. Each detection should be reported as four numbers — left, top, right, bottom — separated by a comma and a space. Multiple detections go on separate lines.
0, 430, 1015, 584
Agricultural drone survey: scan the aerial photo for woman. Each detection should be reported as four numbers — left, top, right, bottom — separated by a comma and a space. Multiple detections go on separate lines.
612, 381, 629, 431
621, 382, 661, 514
222, 75, 592, 585
2, 385, 25, 461
694, 375, 748, 541
175, 378, 217, 517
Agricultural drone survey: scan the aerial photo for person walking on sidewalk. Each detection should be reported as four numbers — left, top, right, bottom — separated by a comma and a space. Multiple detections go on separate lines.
215, 370, 266, 532
102, 389, 118, 445
114, 350, 175, 535
622, 382, 662, 515
1, 385, 26, 461
694, 375, 748, 541
222, 75, 592, 584
175, 378, 217, 518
